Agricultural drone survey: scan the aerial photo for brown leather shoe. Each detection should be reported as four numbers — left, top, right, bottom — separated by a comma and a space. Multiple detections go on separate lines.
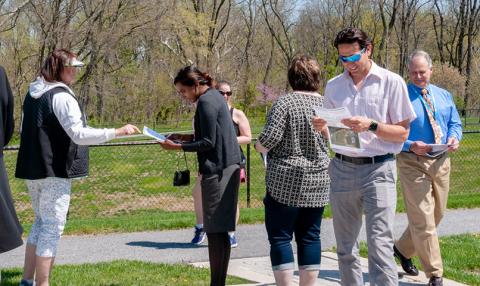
393, 245, 419, 276
428, 276, 443, 286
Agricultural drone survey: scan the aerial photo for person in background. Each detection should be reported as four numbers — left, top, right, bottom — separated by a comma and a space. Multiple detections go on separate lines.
0, 65, 23, 255
160, 65, 241, 286
256, 55, 330, 286
393, 50, 462, 286
15, 49, 139, 286
190, 80, 251, 248
312, 27, 416, 286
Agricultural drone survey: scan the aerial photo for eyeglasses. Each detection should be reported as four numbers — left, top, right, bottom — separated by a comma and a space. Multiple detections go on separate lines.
339, 48, 366, 63
219, 91, 232, 96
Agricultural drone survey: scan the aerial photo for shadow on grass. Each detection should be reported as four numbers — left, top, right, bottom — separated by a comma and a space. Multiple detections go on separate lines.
126, 241, 207, 249
0, 269, 22, 286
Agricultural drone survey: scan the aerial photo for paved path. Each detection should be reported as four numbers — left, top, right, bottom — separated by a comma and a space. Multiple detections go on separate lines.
1, 208, 478, 285
194, 253, 468, 285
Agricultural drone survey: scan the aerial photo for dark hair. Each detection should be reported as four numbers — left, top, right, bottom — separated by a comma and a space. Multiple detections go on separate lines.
215, 80, 231, 89
334, 27, 372, 50
174, 65, 215, 87
288, 54, 321, 92
41, 49, 77, 83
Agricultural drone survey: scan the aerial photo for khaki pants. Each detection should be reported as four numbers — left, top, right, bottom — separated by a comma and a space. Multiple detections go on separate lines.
395, 152, 450, 278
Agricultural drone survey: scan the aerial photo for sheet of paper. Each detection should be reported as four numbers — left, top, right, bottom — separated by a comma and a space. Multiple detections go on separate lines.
313, 106, 364, 152
143, 126, 166, 142
312, 106, 352, 128
425, 143, 449, 158
428, 144, 449, 152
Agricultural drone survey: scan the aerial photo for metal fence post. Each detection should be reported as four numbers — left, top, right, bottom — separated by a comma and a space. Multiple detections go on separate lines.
246, 143, 251, 208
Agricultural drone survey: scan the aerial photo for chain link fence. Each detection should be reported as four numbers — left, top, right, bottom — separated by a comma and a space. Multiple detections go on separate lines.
3, 131, 480, 227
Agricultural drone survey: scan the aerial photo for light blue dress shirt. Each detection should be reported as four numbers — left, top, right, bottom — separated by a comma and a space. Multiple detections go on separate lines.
403, 83, 463, 151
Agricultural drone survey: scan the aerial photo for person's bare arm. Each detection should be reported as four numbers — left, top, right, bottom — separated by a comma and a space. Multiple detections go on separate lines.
234, 109, 252, 145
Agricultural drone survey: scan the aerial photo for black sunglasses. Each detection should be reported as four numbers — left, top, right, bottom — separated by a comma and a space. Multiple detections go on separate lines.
219, 91, 232, 96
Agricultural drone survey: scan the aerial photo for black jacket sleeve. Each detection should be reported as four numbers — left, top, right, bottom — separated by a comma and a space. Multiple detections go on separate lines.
0, 66, 14, 147
182, 98, 217, 152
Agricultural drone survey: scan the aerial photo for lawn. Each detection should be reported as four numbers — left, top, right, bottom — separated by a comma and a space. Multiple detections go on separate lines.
3, 126, 479, 235
359, 233, 480, 286
0, 260, 251, 286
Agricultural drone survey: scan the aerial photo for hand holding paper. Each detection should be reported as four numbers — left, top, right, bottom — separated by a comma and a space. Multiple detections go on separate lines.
447, 137, 459, 152
313, 106, 363, 152
159, 139, 182, 150
341, 116, 371, 133
409, 141, 433, 156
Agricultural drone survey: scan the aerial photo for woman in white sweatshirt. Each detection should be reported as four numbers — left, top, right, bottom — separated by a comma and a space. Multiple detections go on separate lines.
15, 49, 139, 286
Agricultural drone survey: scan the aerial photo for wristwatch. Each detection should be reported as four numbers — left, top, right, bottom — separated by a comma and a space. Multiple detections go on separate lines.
368, 120, 378, 132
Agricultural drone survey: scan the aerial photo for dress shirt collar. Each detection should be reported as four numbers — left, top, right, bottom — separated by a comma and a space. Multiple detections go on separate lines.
410, 83, 430, 92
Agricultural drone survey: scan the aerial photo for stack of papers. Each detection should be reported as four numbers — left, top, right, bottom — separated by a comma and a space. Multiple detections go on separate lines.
425, 144, 449, 158
313, 106, 364, 153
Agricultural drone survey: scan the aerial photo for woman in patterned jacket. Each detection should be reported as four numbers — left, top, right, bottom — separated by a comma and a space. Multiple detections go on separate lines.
255, 55, 330, 286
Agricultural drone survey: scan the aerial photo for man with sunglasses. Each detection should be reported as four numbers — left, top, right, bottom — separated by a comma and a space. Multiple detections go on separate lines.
313, 27, 416, 286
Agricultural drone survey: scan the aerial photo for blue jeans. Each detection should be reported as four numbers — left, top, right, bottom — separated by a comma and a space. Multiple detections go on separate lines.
264, 193, 325, 271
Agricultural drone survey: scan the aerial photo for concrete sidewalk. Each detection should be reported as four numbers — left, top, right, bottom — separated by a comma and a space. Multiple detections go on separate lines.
193, 252, 468, 285
1, 208, 478, 285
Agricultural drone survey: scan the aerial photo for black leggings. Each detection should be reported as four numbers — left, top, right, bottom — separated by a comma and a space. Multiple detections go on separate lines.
207, 232, 231, 286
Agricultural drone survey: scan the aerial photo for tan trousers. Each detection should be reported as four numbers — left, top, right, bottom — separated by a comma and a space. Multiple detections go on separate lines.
395, 152, 450, 278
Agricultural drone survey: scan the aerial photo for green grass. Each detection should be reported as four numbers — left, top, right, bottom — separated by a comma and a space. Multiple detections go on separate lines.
3, 126, 479, 235
0, 260, 251, 286
358, 234, 480, 285
460, 116, 480, 132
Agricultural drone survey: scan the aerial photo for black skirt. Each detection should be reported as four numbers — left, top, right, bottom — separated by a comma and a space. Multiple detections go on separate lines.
200, 164, 240, 233
0, 158, 23, 253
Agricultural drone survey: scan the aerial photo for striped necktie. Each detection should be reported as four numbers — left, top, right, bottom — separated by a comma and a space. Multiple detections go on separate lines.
421, 88, 442, 144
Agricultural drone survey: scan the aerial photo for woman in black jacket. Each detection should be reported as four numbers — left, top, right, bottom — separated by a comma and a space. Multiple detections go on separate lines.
0, 65, 23, 254
160, 66, 241, 286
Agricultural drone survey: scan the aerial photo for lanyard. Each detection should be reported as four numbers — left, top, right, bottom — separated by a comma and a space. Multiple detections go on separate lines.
416, 86, 438, 120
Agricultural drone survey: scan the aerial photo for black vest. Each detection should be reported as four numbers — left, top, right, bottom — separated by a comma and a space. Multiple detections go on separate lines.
15, 87, 89, 179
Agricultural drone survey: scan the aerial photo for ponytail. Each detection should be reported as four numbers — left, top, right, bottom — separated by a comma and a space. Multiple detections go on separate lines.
174, 65, 215, 88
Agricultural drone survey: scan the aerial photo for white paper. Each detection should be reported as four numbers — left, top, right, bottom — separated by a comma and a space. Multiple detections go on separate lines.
425, 143, 449, 158
429, 144, 449, 152
313, 106, 364, 152
143, 126, 166, 142
312, 106, 352, 127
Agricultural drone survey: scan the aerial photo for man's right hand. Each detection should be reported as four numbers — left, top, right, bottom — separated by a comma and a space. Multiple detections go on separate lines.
115, 124, 141, 137
409, 141, 432, 156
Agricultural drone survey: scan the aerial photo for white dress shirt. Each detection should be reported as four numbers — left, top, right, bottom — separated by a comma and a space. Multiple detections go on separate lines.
324, 61, 416, 157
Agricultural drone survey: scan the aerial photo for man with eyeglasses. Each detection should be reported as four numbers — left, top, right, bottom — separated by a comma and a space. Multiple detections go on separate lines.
393, 50, 462, 286
313, 27, 416, 286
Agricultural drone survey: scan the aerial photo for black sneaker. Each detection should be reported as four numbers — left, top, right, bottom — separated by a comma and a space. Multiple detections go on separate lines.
393, 245, 419, 276
428, 276, 443, 286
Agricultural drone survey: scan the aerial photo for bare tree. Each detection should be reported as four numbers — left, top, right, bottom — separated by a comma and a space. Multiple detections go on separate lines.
260, 0, 296, 66
377, 0, 399, 68
463, 0, 480, 109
